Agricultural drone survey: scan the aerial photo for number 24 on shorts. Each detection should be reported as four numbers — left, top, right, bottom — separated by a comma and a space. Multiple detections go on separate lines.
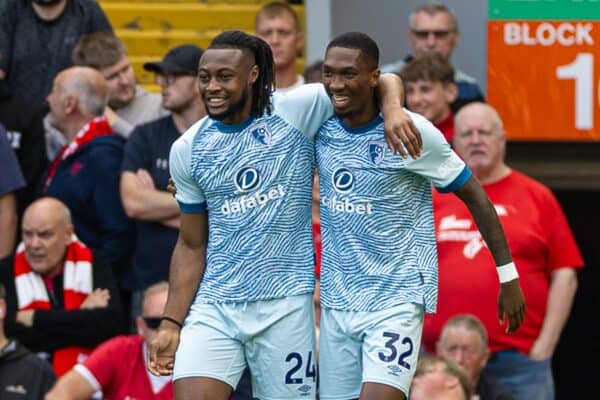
378, 332, 414, 370
285, 351, 316, 384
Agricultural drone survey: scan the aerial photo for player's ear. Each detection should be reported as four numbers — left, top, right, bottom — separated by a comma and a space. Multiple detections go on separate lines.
249, 64, 259, 84
370, 68, 380, 88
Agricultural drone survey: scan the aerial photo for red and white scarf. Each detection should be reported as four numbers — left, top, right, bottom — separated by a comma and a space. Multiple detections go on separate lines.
14, 235, 94, 376
43, 116, 113, 191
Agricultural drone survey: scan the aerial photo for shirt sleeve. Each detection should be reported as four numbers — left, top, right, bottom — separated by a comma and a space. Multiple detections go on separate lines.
80, 336, 128, 391
404, 112, 471, 192
121, 126, 150, 173
272, 83, 334, 140
541, 188, 584, 271
169, 119, 207, 213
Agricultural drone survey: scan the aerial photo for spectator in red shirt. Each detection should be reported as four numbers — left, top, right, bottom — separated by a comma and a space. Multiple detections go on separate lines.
45, 281, 172, 400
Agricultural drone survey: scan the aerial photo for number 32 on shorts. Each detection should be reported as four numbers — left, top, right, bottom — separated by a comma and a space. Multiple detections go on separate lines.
378, 331, 414, 370
284, 351, 317, 385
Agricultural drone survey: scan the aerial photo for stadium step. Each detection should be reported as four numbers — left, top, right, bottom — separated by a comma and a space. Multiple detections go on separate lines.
98, 0, 305, 88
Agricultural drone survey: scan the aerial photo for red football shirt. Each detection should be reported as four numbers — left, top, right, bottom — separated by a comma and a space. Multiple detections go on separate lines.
424, 171, 583, 355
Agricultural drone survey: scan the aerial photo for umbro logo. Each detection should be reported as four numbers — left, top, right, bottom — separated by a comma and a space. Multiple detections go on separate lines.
387, 365, 403, 376
298, 384, 312, 396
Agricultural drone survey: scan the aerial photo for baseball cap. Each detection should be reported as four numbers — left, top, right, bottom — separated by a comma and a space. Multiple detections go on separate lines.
143, 44, 204, 76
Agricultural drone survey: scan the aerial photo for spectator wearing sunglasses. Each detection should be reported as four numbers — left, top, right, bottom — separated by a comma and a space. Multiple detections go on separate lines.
45, 282, 173, 400
381, 2, 484, 113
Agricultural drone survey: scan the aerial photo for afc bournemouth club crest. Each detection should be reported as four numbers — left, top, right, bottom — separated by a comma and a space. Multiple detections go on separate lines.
369, 142, 385, 164
251, 123, 273, 145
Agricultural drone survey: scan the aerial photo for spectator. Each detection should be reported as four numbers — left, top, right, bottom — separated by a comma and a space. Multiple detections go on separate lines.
0, 0, 112, 111
42, 66, 133, 268
0, 282, 56, 400
381, 2, 484, 112
120, 44, 204, 300
410, 355, 472, 400
0, 52, 48, 222
400, 53, 457, 142
45, 281, 172, 400
255, 1, 305, 92
0, 123, 25, 259
437, 314, 514, 400
72, 32, 167, 138
425, 103, 584, 400
0, 197, 123, 377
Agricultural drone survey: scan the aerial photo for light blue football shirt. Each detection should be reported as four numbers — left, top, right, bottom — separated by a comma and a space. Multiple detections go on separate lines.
316, 110, 471, 313
169, 84, 333, 303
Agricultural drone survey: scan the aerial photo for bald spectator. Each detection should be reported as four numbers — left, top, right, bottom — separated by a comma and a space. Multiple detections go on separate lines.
425, 103, 583, 400
0, 198, 123, 377
411, 355, 472, 400
255, 1, 305, 92
45, 282, 172, 400
42, 67, 133, 269
0, 0, 112, 111
437, 315, 514, 400
0, 282, 56, 400
381, 2, 484, 112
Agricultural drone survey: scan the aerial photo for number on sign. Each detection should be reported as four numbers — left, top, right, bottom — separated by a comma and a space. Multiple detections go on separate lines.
285, 351, 316, 385
378, 332, 414, 370
556, 53, 594, 130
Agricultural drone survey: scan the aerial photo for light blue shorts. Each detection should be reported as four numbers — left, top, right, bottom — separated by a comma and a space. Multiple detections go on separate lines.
319, 303, 424, 400
174, 294, 316, 400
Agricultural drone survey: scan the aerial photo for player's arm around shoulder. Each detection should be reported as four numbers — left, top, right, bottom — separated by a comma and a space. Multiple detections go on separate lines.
453, 177, 526, 334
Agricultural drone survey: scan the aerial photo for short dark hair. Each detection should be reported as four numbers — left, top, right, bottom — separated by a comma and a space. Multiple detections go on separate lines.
72, 32, 127, 69
209, 30, 275, 117
326, 32, 379, 70
303, 59, 323, 83
399, 53, 455, 84
255, 1, 300, 31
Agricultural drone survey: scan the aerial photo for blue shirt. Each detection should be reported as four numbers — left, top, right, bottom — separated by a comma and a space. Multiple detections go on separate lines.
316, 110, 471, 312
170, 84, 333, 303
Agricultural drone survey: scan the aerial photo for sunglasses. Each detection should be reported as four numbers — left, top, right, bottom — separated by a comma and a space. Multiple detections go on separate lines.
411, 30, 453, 39
142, 316, 162, 330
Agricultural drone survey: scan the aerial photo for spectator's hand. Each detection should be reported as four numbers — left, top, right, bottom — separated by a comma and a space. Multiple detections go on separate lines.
498, 279, 526, 333
383, 105, 422, 158
104, 106, 118, 126
166, 177, 177, 196
148, 323, 180, 376
16, 310, 35, 327
136, 168, 155, 189
80, 288, 110, 309
529, 337, 554, 361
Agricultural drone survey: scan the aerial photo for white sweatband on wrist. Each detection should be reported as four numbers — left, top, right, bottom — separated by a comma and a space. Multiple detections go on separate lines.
497, 262, 519, 283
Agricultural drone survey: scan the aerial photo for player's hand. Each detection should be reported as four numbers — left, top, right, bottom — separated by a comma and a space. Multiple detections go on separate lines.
528, 336, 554, 361
383, 105, 422, 158
498, 279, 526, 333
148, 323, 180, 376
166, 177, 177, 196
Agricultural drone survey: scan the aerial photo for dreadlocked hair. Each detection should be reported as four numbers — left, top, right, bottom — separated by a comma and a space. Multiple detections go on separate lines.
209, 30, 275, 117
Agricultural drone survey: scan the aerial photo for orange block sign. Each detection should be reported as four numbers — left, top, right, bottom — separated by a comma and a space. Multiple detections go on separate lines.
488, 21, 600, 140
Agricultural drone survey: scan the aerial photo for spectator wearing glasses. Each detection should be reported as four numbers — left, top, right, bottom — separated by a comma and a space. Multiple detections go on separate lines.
45, 281, 173, 400
381, 2, 484, 113
119, 45, 205, 313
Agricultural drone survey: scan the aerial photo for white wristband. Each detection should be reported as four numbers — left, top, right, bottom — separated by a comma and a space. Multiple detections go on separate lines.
497, 262, 519, 283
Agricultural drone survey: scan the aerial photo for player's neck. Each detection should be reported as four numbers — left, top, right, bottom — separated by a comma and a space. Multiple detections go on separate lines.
342, 102, 379, 129
275, 63, 299, 89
